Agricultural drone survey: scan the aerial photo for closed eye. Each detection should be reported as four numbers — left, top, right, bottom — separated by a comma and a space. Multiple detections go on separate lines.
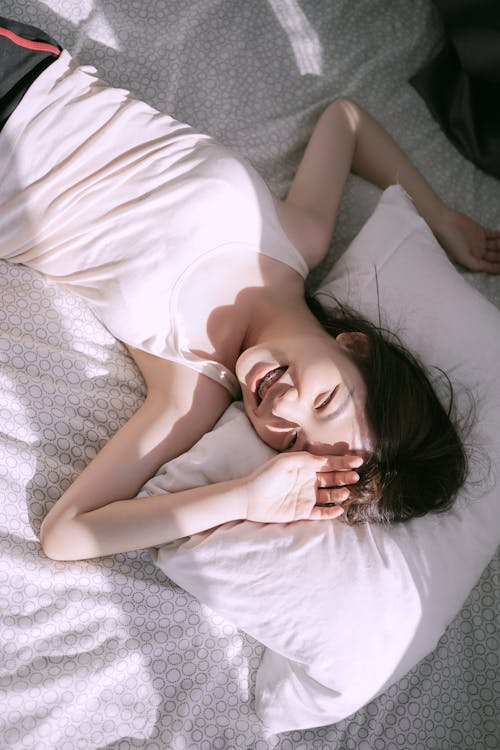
315, 385, 339, 411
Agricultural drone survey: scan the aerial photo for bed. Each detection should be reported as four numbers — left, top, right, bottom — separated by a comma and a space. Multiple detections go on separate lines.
1, 1, 499, 748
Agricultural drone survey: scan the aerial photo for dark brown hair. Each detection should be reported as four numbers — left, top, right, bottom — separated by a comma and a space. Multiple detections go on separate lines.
307, 294, 470, 525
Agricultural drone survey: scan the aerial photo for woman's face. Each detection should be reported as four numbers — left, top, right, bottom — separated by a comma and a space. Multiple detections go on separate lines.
236, 328, 373, 455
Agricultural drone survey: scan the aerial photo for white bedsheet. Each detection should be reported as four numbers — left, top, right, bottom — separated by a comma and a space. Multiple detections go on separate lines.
1, 1, 499, 748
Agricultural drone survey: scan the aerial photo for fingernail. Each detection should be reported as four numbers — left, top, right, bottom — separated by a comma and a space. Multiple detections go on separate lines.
351, 472, 360, 482
351, 457, 363, 467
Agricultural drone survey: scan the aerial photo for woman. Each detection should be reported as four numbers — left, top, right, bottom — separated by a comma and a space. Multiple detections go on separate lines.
1, 18, 499, 561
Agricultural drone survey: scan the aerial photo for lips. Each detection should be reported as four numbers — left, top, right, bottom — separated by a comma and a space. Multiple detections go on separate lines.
255, 366, 287, 405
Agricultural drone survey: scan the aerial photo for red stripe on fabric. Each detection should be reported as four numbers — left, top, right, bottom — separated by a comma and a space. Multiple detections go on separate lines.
0, 26, 61, 56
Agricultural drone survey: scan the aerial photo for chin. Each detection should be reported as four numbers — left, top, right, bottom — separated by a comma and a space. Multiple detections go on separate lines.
241, 400, 264, 438
241, 393, 257, 423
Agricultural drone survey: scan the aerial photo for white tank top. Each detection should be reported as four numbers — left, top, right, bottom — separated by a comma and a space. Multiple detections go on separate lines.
0, 51, 308, 398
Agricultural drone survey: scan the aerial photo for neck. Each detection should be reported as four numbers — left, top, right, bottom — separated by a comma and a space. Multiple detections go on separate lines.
241, 279, 320, 351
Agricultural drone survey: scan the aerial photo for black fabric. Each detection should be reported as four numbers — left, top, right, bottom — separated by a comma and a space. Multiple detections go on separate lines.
410, 0, 500, 179
0, 16, 61, 132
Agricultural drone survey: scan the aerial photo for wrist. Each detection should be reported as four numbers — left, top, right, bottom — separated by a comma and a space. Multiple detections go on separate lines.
423, 201, 449, 240
235, 474, 253, 521
213, 477, 250, 524
160, 478, 250, 540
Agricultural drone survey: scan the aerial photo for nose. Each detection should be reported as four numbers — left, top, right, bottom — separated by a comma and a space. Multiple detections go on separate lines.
271, 378, 335, 420
270, 384, 301, 421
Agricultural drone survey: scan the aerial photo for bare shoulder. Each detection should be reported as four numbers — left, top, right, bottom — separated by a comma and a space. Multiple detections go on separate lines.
41, 348, 232, 542
125, 344, 231, 418
125, 344, 185, 392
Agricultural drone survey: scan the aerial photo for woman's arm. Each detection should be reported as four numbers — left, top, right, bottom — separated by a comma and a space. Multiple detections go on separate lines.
41, 452, 361, 561
279, 98, 500, 272
40, 358, 232, 555
41, 476, 247, 560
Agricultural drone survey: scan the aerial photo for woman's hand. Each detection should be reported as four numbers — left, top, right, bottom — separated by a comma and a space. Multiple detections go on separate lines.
435, 208, 500, 274
243, 451, 362, 523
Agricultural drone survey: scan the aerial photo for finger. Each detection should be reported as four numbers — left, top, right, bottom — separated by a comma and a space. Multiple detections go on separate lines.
459, 257, 484, 272
313, 454, 364, 471
317, 470, 359, 488
485, 234, 500, 248
485, 233, 500, 252
316, 486, 350, 504
484, 247, 500, 260
479, 259, 500, 274
308, 505, 345, 521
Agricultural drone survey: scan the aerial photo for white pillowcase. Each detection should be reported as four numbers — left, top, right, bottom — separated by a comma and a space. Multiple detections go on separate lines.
146, 185, 500, 734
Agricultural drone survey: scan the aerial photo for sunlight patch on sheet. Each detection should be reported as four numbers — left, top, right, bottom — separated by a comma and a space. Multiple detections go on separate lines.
38, 0, 95, 24
84, 10, 120, 51
226, 635, 243, 663
267, 0, 323, 76
48, 295, 120, 379
0, 374, 38, 446
38, 1, 121, 51
82, 354, 114, 379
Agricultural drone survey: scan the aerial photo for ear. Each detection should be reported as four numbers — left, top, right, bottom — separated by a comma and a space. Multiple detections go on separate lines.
335, 331, 370, 359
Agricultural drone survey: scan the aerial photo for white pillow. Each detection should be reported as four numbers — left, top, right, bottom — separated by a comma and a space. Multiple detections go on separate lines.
147, 185, 500, 734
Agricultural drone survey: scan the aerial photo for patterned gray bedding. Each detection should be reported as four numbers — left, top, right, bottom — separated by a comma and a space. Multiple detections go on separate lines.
1, 1, 499, 748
